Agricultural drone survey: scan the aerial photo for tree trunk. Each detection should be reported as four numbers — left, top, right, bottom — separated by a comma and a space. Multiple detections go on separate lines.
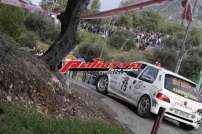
42, 0, 89, 70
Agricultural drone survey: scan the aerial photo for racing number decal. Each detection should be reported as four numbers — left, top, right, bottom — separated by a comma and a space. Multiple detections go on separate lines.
121, 77, 129, 91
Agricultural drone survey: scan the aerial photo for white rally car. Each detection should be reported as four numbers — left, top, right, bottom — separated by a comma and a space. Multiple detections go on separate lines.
96, 61, 202, 130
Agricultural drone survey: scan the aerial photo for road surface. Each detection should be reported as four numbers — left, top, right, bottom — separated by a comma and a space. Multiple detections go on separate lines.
69, 80, 202, 134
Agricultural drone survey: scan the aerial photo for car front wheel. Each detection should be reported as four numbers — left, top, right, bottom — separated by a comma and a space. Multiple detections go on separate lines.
96, 76, 108, 94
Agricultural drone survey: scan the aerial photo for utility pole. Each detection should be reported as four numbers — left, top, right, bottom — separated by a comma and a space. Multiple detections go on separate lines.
100, 47, 104, 58
175, 0, 198, 73
197, 70, 202, 93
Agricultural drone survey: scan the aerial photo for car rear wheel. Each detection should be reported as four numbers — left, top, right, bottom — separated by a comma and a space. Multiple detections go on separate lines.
179, 122, 194, 131
137, 95, 151, 117
96, 76, 108, 94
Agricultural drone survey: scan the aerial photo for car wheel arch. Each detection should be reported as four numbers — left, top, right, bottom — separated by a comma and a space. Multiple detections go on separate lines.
138, 94, 152, 106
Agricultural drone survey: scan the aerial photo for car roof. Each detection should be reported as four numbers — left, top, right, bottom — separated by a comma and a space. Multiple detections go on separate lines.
135, 61, 196, 85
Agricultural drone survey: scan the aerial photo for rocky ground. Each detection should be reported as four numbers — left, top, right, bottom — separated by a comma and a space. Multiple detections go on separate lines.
0, 33, 116, 125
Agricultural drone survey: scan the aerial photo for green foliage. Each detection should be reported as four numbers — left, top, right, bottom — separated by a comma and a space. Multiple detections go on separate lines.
116, 14, 133, 28
17, 31, 38, 49
162, 28, 201, 52
0, 103, 123, 134
41, 0, 68, 12
132, 14, 142, 28
78, 31, 107, 46
162, 34, 182, 50
90, 0, 101, 12
158, 20, 184, 34
179, 47, 202, 80
180, 55, 202, 81
0, 4, 25, 39
24, 13, 59, 44
122, 39, 136, 51
146, 48, 177, 71
114, 10, 164, 32
106, 49, 146, 62
76, 31, 108, 60
0, 32, 18, 48
86, 0, 102, 25
144, 46, 202, 80
109, 30, 135, 49
187, 28, 202, 47
138, 10, 162, 32
77, 43, 104, 59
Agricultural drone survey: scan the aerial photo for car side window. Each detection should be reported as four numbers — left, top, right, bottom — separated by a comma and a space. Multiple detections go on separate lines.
139, 66, 159, 84
125, 64, 147, 78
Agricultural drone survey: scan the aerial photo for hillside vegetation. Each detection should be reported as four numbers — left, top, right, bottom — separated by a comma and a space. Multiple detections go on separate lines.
0, 103, 123, 134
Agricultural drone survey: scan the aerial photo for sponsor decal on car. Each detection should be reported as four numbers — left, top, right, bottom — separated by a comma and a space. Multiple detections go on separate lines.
59, 58, 142, 74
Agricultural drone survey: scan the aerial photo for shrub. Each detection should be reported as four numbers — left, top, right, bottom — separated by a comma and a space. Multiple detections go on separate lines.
0, 32, 17, 48
123, 39, 136, 51
179, 47, 202, 80
77, 43, 106, 60
24, 13, 59, 43
0, 4, 25, 39
180, 56, 202, 81
116, 14, 133, 28
109, 31, 135, 49
158, 21, 185, 34
145, 48, 177, 71
77, 31, 107, 46
17, 31, 38, 49
107, 49, 147, 62
138, 10, 162, 32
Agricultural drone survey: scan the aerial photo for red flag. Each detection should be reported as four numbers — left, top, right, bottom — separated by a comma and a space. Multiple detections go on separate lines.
181, 0, 192, 22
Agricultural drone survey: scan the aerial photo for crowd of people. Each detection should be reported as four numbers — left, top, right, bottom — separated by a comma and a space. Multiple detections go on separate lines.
134, 31, 165, 50
80, 22, 167, 50
80, 22, 112, 38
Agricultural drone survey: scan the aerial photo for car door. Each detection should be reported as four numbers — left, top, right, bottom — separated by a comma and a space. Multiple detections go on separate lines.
109, 70, 125, 91
109, 70, 130, 96
128, 66, 159, 104
124, 64, 147, 102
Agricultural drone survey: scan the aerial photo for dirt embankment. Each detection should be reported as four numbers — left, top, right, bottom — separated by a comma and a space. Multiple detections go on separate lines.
0, 33, 114, 123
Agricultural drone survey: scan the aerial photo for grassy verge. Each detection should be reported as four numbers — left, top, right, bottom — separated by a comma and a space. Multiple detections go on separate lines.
0, 103, 124, 134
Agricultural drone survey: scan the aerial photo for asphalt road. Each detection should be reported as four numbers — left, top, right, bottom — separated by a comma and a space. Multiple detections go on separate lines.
70, 80, 202, 134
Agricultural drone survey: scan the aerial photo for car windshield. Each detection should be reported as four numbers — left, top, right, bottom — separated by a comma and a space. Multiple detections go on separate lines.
164, 74, 202, 102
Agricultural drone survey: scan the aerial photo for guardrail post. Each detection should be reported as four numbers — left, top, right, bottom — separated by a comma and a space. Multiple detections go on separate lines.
150, 108, 165, 134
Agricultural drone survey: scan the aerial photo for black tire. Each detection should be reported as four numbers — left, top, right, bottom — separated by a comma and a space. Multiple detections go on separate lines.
179, 122, 194, 131
96, 76, 108, 94
137, 95, 151, 118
